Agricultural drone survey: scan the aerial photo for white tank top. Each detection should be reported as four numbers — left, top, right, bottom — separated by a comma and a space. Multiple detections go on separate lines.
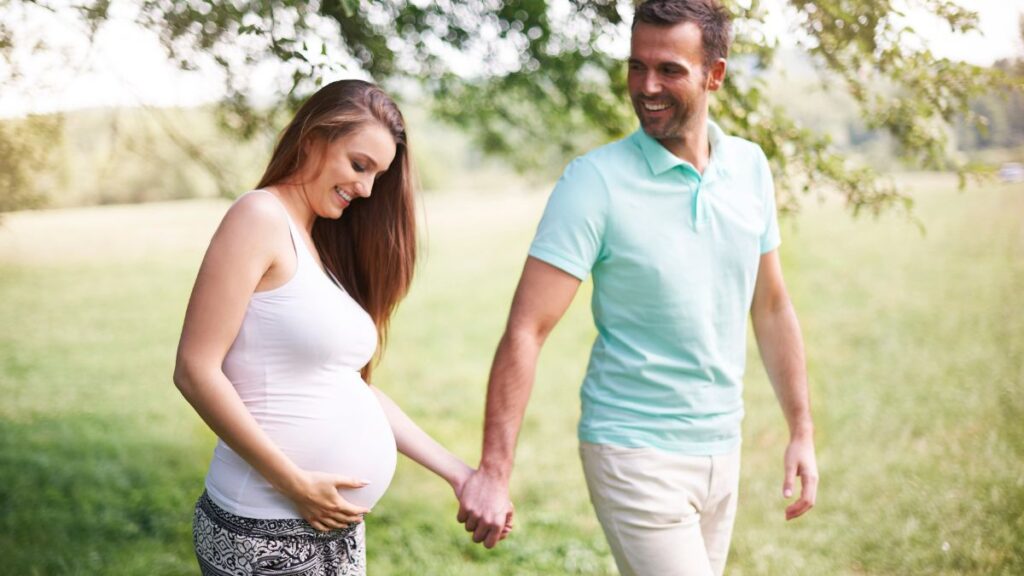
204, 190, 397, 519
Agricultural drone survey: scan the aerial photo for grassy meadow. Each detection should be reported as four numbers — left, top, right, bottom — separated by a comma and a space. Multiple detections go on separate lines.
0, 175, 1022, 575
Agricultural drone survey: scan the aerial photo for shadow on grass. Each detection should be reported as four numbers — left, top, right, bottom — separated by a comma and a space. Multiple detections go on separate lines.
0, 413, 205, 575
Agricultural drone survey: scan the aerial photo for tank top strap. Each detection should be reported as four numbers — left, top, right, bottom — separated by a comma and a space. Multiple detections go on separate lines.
281, 210, 315, 268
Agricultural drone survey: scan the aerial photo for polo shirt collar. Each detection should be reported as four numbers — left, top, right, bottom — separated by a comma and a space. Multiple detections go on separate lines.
633, 120, 729, 179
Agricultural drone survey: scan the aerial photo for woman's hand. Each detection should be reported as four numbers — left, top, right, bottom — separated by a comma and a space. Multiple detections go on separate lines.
450, 461, 475, 499
499, 501, 515, 540
283, 470, 372, 532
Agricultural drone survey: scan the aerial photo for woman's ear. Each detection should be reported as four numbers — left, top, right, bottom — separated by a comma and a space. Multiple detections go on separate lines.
296, 135, 330, 182
301, 135, 317, 158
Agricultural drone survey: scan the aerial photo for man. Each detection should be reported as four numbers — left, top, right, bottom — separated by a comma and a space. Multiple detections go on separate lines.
457, 1, 818, 574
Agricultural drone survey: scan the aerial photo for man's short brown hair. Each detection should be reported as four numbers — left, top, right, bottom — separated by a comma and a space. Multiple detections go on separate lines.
633, 0, 733, 71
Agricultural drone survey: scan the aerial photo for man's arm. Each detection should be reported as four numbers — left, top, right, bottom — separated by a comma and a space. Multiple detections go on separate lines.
457, 256, 582, 548
750, 249, 819, 521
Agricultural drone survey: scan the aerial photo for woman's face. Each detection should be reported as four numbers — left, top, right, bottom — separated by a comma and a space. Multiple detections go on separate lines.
301, 123, 398, 219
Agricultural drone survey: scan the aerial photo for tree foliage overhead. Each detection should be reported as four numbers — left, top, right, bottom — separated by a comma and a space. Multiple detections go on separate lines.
2, 0, 1020, 215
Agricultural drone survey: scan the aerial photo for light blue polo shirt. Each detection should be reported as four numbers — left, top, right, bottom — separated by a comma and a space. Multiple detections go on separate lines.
528, 121, 780, 455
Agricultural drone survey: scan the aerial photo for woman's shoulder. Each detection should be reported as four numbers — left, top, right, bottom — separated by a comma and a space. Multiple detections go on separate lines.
219, 190, 289, 231
229, 189, 287, 219
211, 190, 290, 251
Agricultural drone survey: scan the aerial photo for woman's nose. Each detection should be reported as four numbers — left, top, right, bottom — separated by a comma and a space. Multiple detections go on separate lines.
354, 179, 372, 198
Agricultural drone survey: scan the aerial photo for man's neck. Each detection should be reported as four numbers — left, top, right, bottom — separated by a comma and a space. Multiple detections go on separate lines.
657, 114, 711, 174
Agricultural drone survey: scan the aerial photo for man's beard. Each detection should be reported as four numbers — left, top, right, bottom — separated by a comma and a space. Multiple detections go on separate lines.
633, 95, 695, 141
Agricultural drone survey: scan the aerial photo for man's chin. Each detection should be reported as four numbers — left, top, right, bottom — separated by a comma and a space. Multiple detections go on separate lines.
639, 122, 671, 140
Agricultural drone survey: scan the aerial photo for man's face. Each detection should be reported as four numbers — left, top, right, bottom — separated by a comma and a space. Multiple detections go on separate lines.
628, 21, 723, 141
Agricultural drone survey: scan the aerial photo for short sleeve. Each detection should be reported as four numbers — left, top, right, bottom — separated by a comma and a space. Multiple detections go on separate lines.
757, 150, 781, 254
527, 157, 609, 280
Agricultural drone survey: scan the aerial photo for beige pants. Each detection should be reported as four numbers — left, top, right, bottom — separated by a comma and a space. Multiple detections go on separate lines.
580, 442, 741, 576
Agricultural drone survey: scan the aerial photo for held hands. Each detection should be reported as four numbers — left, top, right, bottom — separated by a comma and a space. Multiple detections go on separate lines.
456, 468, 516, 548
284, 470, 371, 532
782, 433, 819, 520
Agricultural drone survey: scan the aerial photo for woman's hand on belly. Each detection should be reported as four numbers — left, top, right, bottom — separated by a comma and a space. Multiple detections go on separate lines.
281, 469, 372, 532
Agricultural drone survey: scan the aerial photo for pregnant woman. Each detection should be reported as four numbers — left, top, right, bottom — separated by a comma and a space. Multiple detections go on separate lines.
173, 80, 503, 575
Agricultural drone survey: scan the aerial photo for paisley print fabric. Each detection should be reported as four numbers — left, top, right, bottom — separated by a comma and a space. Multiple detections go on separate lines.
193, 491, 366, 576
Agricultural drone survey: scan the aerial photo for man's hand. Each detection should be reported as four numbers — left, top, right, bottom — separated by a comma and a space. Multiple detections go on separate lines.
452, 259, 579, 548
456, 468, 514, 548
782, 434, 818, 520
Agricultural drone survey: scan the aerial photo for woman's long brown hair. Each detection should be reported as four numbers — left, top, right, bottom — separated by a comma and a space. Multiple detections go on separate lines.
255, 80, 416, 382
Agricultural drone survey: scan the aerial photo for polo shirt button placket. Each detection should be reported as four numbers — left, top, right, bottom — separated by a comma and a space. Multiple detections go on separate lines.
689, 172, 707, 233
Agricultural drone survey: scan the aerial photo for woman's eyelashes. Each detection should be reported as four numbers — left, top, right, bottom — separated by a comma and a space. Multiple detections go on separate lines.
351, 161, 366, 173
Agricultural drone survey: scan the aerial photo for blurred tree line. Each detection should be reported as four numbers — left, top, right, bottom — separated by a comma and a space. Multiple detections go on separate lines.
0, 0, 1021, 216
957, 56, 1024, 151
0, 115, 59, 213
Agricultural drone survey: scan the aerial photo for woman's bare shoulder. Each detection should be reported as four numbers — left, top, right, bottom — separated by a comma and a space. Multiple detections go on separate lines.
207, 190, 290, 260
226, 190, 287, 225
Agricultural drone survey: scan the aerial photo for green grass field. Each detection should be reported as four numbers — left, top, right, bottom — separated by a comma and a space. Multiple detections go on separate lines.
1, 176, 1022, 575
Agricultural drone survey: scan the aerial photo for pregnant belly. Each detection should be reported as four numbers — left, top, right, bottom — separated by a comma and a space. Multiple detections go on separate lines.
270, 381, 397, 509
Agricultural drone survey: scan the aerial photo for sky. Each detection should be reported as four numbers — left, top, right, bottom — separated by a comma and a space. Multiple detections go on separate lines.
0, 0, 1021, 119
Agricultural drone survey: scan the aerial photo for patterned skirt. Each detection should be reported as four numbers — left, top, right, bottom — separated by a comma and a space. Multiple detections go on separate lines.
193, 491, 366, 576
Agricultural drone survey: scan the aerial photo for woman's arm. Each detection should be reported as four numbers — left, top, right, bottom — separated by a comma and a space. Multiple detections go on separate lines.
369, 385, 473, 493
174, 193, 368, 531
369, 385, 514, 540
